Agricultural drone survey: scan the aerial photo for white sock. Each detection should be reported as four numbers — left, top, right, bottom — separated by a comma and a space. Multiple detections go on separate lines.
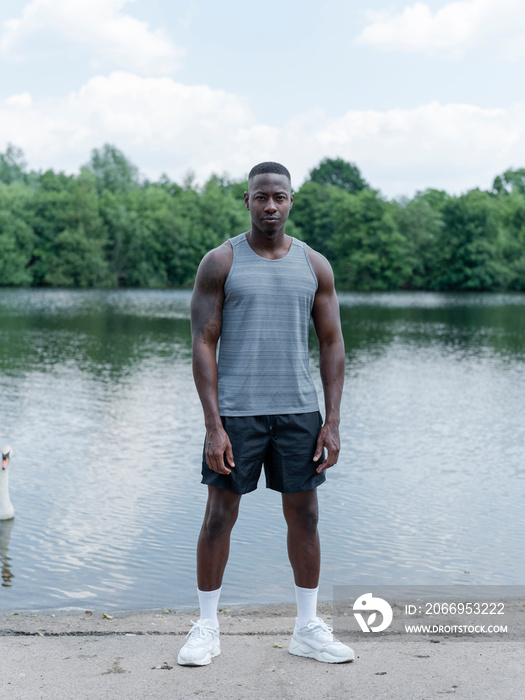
197, 587, 221, 628
294, 584, 319, 628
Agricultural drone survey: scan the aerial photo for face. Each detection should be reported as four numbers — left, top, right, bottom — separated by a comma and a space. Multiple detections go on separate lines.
244, 173, 293, 237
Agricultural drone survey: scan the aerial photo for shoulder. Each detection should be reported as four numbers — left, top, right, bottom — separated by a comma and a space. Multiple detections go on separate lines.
195, 240, 234, 287
306, 245, 335, 292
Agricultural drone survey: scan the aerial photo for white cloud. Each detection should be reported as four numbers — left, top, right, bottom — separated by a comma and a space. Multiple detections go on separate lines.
357, 0, 525, 58
5, 92, 32, 108
0, 72, 257, 179
0, 0, 183, 74
1, 72, 524, 197
300, 101, 522, 195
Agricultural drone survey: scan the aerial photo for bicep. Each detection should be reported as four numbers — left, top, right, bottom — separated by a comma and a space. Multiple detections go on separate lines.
312, 287, 342, 344
310, 256, 343, 344
190, 253, 227, 347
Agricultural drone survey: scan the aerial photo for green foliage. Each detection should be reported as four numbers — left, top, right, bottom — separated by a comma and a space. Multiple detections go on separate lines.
431, 190, 512, 291
0, 183, 36, 285
392, 195, 444, 288
0, 144, 28, 185
29, 168, 110, 287
496, 192, 525, 289
0, 145, 524, 291
40, 226, 110, 287
87, 144, 140, 195
309, 157, 368, 194
330, 189, 412, 290
492, 169, 525, 195
290, 181, 349, 258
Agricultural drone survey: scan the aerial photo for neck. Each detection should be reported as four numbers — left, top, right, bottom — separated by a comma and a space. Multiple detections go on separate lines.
246, 229, 292, 259
0, 469, 14, 521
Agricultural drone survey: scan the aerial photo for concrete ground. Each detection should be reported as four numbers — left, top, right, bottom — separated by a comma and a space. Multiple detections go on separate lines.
1, 602, 523, 700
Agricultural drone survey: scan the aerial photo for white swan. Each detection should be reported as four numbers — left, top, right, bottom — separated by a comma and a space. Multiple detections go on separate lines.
0, 445, 14, 521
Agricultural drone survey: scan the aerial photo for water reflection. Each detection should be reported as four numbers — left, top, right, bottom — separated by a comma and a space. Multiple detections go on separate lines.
0, 290, 192, 381
0, 520, 14, 587
1, 289, 524, 611
337, 293, 525, 362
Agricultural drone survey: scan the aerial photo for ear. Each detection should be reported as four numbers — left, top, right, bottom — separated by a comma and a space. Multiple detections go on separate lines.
290, 191, 294, 209
244, 191, 249, 210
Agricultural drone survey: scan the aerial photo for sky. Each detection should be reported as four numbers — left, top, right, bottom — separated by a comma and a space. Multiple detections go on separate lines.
0, 0, 524, 198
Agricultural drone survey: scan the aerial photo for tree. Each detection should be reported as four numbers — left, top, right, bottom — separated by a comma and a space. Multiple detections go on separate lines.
497, 192, 525, 290
413, 188, 450, 211
2, 147, 525, 292
40, 226, 109, 287
492, 169, 525, 196
392, 195, 444, 289
309, 157, 368, 194
431, 190, 511, 291
0, 183, 36, 285
29, 168, 110, 287
87, 144, 140, 195
100, 189, 165, 287
0, 144, 28, 185
289, 181, 349, 258
330, 189, 412, 290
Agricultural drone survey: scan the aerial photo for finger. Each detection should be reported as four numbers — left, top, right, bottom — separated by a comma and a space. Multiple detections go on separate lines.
225, 442, 235, 468
316, 448, 338, 473
313, 434, 324, 462
315, 447, 328, 472
207, 451, 231, 475
316, 458, 328, 473
214, 461, 231, 475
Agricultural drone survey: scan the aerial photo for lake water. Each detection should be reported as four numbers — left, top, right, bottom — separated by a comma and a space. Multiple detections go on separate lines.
1, 289, 524, 612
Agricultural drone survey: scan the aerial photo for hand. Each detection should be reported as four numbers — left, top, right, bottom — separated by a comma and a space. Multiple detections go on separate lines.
205, 425, 235, 474
313, 421, 340, 473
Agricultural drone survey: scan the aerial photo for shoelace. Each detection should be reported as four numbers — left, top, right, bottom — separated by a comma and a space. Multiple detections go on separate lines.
306, 619, 334, 641
186, 620, 217, 640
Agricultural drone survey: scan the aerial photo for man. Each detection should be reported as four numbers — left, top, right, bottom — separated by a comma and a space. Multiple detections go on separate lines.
178, 162, 353, 666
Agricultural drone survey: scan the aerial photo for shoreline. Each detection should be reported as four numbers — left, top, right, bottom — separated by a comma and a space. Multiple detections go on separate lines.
3, 597, 524, 635
1, 603, 524, 699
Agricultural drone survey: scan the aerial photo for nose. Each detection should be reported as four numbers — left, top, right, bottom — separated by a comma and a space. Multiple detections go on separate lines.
264, 198, 277, 213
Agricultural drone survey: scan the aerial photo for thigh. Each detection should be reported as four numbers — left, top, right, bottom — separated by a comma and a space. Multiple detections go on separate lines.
282, 488, 319, 522
204, 484, 242, 519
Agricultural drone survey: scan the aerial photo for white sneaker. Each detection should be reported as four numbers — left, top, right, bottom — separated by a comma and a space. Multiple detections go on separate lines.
289, 617, 354, 663
177, 619, 220, 666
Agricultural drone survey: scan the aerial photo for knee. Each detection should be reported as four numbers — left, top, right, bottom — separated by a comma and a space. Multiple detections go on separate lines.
202, 503, 238, 539
301, 506, 319, 534
287, 503, 319, 535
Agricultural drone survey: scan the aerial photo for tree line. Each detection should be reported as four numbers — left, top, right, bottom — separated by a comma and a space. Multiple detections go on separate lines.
1, 144, 524, 291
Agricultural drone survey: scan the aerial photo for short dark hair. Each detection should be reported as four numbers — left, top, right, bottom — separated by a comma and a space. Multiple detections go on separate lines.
248, 162, 291, 184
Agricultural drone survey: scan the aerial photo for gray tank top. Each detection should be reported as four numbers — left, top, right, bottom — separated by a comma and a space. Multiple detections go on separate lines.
217, 232, 320, 416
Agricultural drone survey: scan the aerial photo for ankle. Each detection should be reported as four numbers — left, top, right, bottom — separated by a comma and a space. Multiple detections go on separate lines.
294, 584, 319, 628
197, 587, 222, 627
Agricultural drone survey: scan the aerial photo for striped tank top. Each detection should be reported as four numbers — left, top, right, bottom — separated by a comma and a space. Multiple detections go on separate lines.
217, 232, 320, 416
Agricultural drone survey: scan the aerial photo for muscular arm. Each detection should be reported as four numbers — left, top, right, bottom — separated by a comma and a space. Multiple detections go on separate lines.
309, 249, 345, 473
190, 242, 234, 474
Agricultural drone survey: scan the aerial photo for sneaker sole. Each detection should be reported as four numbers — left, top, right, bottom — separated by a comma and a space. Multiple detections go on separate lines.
177, 648, 220, 666
289, 639, 354, 664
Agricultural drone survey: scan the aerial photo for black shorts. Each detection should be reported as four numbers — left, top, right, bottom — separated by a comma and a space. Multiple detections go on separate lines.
201, 412, 326, 495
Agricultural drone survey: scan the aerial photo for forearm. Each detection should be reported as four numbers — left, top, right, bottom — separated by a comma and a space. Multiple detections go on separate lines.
192, 342, 235, 473
319, 338, 345, 424
192, 343, 222, 430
